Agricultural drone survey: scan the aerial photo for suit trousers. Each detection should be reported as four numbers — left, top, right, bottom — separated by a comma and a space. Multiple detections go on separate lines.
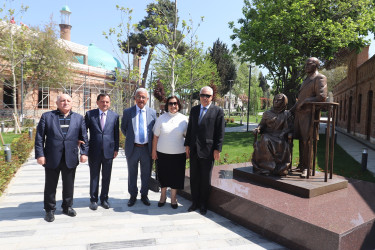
89, 151, 113, 203
126, 146, 152, 197
44, 156, 76, 212
189, 149, 214, 207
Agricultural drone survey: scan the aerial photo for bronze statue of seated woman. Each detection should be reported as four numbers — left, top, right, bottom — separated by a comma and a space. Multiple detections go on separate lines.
252, 94, 292, 176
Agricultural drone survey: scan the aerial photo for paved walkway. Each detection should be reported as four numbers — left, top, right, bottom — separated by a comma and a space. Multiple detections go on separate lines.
0, 150, 285, 250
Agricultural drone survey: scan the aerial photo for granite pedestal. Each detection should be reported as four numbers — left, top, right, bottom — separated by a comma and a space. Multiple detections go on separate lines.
179, 163, 375, 250
233, 166, 348, 198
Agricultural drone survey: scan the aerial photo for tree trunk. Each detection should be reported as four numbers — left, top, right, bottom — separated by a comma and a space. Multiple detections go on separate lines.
142, 46, 155, 88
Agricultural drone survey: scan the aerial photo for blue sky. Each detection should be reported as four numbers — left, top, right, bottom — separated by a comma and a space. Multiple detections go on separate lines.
5, 0, 375, 72
6, 0, 245, 63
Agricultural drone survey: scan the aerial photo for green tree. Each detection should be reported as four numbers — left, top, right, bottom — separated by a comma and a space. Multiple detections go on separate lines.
0, 4, 74, 131
209, 39, 237, 96
230, 0, 375, 106
132, 0, 178, 86
321, 66, 347, 92
144, 0, 190, 95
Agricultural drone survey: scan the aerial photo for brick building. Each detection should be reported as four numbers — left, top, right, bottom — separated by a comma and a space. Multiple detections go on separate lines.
0, 5, 131, 121
333, 47, 375, 144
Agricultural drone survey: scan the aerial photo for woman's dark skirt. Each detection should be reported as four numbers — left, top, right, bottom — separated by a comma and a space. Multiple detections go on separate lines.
156, 151, 186, 189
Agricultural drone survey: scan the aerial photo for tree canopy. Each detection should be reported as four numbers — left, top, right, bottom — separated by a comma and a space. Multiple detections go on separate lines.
209, 39, 237, 96
230, 0, 375, 105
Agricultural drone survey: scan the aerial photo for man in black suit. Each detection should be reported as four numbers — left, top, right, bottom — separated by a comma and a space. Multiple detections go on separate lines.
35, 94, 88, 222
185, 86, 225, 215
85, 94, 119, 210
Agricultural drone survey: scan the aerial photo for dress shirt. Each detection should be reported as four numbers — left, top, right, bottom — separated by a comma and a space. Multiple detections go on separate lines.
134, 106, 148, 144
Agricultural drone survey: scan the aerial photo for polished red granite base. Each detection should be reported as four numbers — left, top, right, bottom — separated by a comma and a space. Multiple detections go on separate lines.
233, 166, 348, 198
180, 163, 375, 250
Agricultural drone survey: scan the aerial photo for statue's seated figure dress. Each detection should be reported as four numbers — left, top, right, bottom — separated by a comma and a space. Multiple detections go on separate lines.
252, 94, 291, 176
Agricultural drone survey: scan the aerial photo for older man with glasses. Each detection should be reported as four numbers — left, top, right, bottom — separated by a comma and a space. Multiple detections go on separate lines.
185, 86, 225, 215
121, 88, 157, 207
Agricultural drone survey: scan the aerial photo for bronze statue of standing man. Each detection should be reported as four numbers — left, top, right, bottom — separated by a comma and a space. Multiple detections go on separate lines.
291, 57, 328, 177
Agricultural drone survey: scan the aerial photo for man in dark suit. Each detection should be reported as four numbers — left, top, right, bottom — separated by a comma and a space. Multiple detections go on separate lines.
121, 88, 156, 207
185, 86, 225, 215
35, 94, 88, 222
85, 94, 119, 210
291, 57, 327, 177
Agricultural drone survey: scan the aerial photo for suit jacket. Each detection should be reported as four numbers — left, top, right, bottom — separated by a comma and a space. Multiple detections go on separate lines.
85, 109, 119, 161
35, 110, 88, 169
121, 105, 156, 158
185, 104, 225, 159
296, 72, 327, 113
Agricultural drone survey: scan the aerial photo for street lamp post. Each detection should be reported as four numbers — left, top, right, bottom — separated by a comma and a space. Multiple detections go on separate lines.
247, 66, 251, 132
228, 80, 234, 119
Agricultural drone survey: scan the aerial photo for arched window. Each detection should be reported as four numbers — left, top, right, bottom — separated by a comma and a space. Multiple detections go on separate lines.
357, 94, 362, 123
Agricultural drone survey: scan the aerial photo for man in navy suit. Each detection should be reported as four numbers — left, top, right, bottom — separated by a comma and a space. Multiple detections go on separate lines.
185, 86, 225, 215
121, 88, 156, 207
35, 94, 88, 222
85, 94, 119, 210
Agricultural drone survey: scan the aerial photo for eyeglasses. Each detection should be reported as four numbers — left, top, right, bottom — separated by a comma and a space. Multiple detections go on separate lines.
200, 94, 212, 99
136, 96, 147, 100
168, 102, 178, 106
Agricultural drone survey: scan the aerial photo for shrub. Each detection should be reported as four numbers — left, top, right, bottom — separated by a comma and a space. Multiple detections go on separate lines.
230, 118, 235, 123
0, 131, 35, 195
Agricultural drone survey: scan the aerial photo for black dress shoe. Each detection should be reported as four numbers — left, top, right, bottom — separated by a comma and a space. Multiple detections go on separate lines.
141, 195, 150, 206
127, 196, 136, 207
158, 201, 166, 207
200, 206, 207, 215
171, 203, 178, 209
188, 203, 198, 212
62, 207, 77, 217
101, 201, 110, 209
44, 211, 55, 222
89, 202, 98, 210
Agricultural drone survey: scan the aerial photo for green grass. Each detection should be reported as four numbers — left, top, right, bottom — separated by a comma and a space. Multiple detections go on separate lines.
219, 132, 375, 183
225, 123, 243, 128
316, 135, 375, 182
2, 133, 22, 145
218, 132, 254, 164
227, 115, 262, 124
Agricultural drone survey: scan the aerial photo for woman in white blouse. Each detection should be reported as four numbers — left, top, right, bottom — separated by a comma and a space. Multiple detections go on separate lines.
152, 96, 188, 209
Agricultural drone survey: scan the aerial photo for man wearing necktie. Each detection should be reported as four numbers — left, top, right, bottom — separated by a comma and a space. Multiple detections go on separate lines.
185, 86, 225, 215
121, 88, 156, 207
85, 94, 119, 210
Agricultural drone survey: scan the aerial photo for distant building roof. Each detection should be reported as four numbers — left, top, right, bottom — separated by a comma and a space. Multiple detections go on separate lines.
87, 43, 122, 70
61, 5, 71, 12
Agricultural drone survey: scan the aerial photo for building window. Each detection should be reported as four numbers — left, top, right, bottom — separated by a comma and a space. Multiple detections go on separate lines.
84, 87, 91, 110
343, 99, 346, 121
339, 100, 342, 120
38, 87, 49, 109
357, 94, 362, 123
3, 84, 16, 108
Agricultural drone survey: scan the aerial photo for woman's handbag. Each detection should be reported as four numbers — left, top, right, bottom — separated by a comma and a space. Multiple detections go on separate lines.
149, 160, 160, 192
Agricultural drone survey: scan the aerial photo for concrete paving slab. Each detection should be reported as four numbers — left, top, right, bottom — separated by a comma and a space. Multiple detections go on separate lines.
0, 149, 284, 250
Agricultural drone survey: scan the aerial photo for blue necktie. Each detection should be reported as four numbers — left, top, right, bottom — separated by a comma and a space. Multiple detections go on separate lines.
139, 109, 145, 143
198, 107, 206, 125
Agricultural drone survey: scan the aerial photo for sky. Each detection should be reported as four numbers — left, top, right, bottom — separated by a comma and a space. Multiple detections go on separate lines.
5, 0, 246, 67
4, 0, 375, 73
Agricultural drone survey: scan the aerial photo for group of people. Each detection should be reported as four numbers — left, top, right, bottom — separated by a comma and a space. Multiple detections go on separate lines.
35, 86, 225, 222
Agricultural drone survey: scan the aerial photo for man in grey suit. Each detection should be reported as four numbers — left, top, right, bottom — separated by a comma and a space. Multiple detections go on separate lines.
121, 88, 156, 207
85, 94, 119, 210
185, 86, 225, 215
35, 94, 88, 222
